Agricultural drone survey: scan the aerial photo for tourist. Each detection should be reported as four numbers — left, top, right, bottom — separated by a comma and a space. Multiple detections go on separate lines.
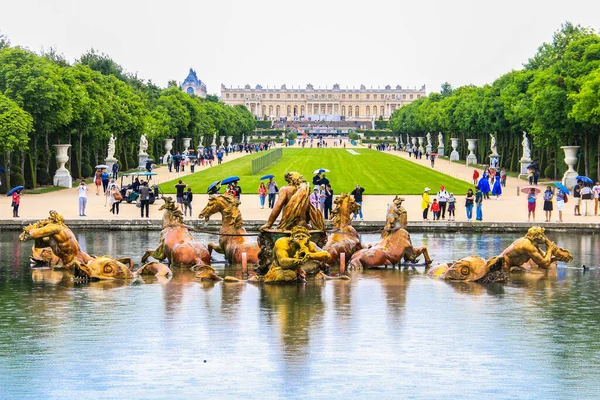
465, 189, 475, 221
312, 173, 321, 185
527, 167, 534, 185
258, 182, 267, 208
430, 153, 436, 168
108, 182, 121, 215
318, 184, 326, 214
475, 187, 483, 221
209, 152, 215, 166
190, 157, 195, 173
478, 174, 491, 200
232, 181, 242, 202
146, 159, 153, 175
543, 186, 554, 222
421, 187, 431, 220
492, 174, 502, 199
167, 155, 173, 172
431, 199, 441, 220
581, 183, 593, 216
267, 178, 278, 208
94, 169, 102, 195
556, 188, 567, 222
101, 168, 110, 193
310, 187, 320, 210
351, 184, 365, 220
175, 180, 187, 212
436, 186, 449, 220
573, 179, 582, 216
319, 174, 330, 186
594, 181, 600, 215
447, 193, 456, 222
11, 189, 21, 218
112, 162, 119, 180
139, 181, 151, 218
500, 168, 507, 187
472, 169, 479, 185
173, 153, 181, 173
527, 188, 537, 222
183, 187, 193, 217
77, 180, 88, 217
324, 184, 334, 220
217, 150, 223, 165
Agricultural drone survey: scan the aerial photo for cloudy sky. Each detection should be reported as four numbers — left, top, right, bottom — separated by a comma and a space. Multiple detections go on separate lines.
1, 0, 598, 95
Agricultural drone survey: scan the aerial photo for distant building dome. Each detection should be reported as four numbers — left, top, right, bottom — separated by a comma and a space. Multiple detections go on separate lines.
181, 68, 207, 98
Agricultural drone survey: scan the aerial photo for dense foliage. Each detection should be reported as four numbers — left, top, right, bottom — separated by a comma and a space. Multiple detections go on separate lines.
389, 23, 600, 181
0, 44, 255, 192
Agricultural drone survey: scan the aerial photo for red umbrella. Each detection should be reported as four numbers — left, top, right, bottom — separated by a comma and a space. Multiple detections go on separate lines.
521, 186, 541, 194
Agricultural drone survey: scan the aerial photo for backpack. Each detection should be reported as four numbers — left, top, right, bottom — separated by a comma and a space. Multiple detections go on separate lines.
564, 193, 568, 203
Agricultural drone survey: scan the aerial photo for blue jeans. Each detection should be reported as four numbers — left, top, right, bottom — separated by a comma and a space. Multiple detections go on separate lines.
476, 203, 483, 221
354, 201, 363, 219
79, 197, 87, 216
259, 195, 266, 207
466, 204, 473, 220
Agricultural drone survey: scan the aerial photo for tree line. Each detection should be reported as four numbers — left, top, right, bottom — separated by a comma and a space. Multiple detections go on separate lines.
389, 22, 600, 181
0, 36, 255, 192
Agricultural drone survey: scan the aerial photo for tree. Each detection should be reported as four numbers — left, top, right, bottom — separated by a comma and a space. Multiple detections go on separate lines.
0, 32, 9, 50
440, 82, 453, 98
0, 94, 33, 190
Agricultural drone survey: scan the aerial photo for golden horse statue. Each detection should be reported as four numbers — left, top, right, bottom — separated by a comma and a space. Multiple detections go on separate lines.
385, 196, 408, 229
198, 193, 259, 265
142, 197, 220, 281
323, 193, 363, 265
348, 206, 431, 270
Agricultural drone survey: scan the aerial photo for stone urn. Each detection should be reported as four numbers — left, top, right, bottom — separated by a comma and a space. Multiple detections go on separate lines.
163, 139, 174, 163
561, 145, 580, 190
466, 139, 478, 166
220, 136, 225, 145
182, 137, 192, 152
53, 144, 72, 188
417, 137, 425, 154
227, 136, 232, 146
449, 138, 459, 161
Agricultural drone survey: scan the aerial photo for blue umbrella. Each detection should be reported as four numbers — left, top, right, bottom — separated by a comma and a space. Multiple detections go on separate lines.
221, 176, 240, 185
312, 168, 330, 174
552, 182, 570, 195
0, 167, 6, 173
260, 174, 275, 180
7, 186, 24, 196
576, 176, 594, 185
207, 180, 221, 194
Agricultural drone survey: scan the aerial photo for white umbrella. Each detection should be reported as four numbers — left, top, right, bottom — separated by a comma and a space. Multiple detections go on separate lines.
95, 164, 109, 169
313, 168, 330, 174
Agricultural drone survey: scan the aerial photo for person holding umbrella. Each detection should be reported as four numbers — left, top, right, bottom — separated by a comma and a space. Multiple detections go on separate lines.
9, 187, 22, 217
555, 187, 567, 223
527, 187, 538, 222
543, 186, 554, 222
267, 177, 278, 209
581, 183, 593, 216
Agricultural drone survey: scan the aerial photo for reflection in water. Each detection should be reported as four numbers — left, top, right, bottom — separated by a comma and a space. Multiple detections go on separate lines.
0, 231, 600, 398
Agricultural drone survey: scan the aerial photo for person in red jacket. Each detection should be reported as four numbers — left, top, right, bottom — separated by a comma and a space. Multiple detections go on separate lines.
472, 169, 480, 185
12, 189, 21, 217
430, 199, 441, 220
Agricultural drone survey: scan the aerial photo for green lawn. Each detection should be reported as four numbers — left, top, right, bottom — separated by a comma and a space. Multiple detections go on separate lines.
159, 148, 473, 195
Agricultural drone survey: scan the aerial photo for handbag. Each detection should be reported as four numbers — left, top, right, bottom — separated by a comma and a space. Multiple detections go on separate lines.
113, 191, 123, 201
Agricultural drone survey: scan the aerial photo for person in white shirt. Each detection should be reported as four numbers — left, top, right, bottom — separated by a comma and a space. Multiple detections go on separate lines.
436, 186, 450, 220
580, 184, 593, 216
77, 180, 88, 217
593, 181, 600, 216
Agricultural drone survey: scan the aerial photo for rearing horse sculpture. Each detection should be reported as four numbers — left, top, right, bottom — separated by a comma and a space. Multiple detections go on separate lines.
142, 197, 220, 280
198, 193, 259, 265
323, 193, 363, 265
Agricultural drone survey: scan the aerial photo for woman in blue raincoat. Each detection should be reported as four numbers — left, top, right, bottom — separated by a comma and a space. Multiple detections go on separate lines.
491, 175, 502, 199
478, 174, 491, 200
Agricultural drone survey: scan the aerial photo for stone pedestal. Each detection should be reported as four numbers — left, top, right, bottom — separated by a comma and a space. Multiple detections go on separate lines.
138, 154, 149, 169
519, 159, 532, 179
163, 139, 174, 163
450, 138, 459, 161
466, 139, 478, 166
53, 144, 72, 188
489, 155, 500, 169
561, 145, 580, 189
438, 146, 445, 157
425, 144, 432, 155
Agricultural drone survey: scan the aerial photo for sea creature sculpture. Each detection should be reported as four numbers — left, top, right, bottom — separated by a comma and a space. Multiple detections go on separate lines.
323, 193, 363, 265
263, 226, 330, 283
259, 171, 324, 231
427, 256, 505, 282
73, 259, 172, 281
347, 207, 430, 270
198, 193, 259, 265
142, 197, 220, 281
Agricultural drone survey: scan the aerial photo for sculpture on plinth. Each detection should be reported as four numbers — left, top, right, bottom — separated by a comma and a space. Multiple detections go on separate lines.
437, 132, 445, 156
466, 139, 478, 166
322, 193, 363, 268
53, 144, 72, 188
105, 134, 118, 171
425, 132, 432, 155
142, 197, 220, 281
489, 133, 499, 168
449, 138, 460, 161
198, 193, 259, 266
519, 132, 532, 178
138, 134, 149, 168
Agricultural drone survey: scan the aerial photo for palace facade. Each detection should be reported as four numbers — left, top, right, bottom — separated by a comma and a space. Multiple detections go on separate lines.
181, 69, 207, 98
219, 83, 426, 121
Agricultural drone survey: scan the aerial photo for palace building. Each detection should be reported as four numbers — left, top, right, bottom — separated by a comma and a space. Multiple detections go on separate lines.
219, 83, 426, 121
181, 68, 207, 98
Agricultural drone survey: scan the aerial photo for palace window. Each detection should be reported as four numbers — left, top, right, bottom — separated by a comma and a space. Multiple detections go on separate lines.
262, 94, 266, 99
373, 94, 377, 99
233, 94, 237, 99
341, 105, 346, 116
226, 94, 230, 99
402, 94, 406, 99
342, 94, 345, 99
366, 94, 370, 99
380, 106, 384, 116
348, 106, 353, 116
277, 94, 280, 99
349, 94, 352, 99
328, 94, 332, 99
410, 94, 413, 99
287, 94, 291, 98
301, 94, 305, 99
366, 106, 370, 115
270, 94, 273, 99
355, 105, 359, 116
276, 105, 280, 116
321, 94, 325, 99
294, 94, 298, 98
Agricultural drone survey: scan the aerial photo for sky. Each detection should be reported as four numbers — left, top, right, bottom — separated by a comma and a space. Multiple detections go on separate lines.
0, 0, 599, 96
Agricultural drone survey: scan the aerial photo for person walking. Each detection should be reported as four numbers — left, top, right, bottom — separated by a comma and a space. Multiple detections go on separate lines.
527, 188, 537, 222
447, 193, 456, 221
258, 182, 267, 208
421, 187, 431, 220
351, 184, 365, 220
167, 155, 173, 172
430, 153, 436, 168
581, 183, 593, 216
11, 189, 21, 218
112, 162, 119, 180
95, 169, 102, 195
556, 188, 567, 222
436, 186, 449, 220
500, 168, 507, 187
232, 181, 242, 202
475, 187, 483, 221
324, 184, 334, 220
267, 178, 278, 208
217, 150, 223, 165
478, 174, 491, 200
139, 181, 151, 218
318, 184, 326, 214
543, 186, 554, 222
472, 169, 479, 185
465, 189, 475, 221
492, 175, 502, 199
175, 180, 187, 212
183, 187, 193, 217
594, 181, 600, 216
108, 182, 121, 215
431, 199, 441, 220
310, 187, 320, 210
573, 179, 582, 216
101, 169, 110, 193
78, 180, 88, 216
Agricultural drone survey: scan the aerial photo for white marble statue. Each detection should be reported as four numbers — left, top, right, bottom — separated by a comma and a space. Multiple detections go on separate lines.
426, 132, 432, 146
438, 132, 444, 148
522, 131, 531, 160
107, 134, 116, 160
139, 134, 148, 156
490, 133, 498, 156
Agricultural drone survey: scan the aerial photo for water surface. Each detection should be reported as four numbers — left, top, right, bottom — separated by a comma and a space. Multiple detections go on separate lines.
1, 231, 599, 399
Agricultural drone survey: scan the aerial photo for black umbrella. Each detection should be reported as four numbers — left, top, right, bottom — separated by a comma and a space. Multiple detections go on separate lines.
207, 180, 221, 195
